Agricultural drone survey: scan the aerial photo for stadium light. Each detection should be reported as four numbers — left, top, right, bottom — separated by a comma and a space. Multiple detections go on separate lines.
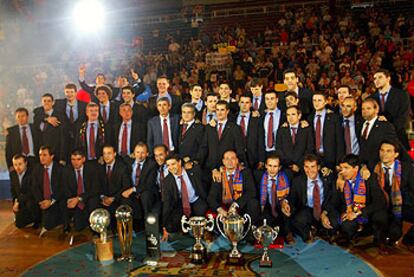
72, 0, 105, 33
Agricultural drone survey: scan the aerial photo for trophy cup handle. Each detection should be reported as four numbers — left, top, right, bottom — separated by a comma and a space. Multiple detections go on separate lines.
181, 215, 190, 233
216, 214, 227, 239
241, 213, 252, 240
206, 214, 215, 232
272, 226, 280, 241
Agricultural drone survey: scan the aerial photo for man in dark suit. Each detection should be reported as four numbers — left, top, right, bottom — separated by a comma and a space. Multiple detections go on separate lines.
281, 154, 335, 243
372, 69, 411, 149
197, 100, 247, 180
161, 154, 208, 241
359, 98, 400, 170
54, 83, 87, 161
207, 150, 260, 226
249, 78, 266, 115
75, 103, 111, 161
6, 108, 38, 171
178, 103, 204, 161
279, 69, 313, 114
218, 83, 239, 117
122, 143, 158, 231
32, 146, 65, 236
332, 85, 353, 115
118, 85, 150, 125
100, 145, 131, 229
200, 93, 218, 125
95, 85, 120, 126
329, 154, 388, 252
339, 97, 363, 155
284, 91, 311, 120
113, 103, 146, 158
10, 154, 40, 228
148, 76, 182, 116
147, 97, 180, 154
63, 149, 100, 232
235, 92, 263, 169
33, 93, 66, 164
78, 64, 112, 102
187, 84, 205, 121
276, 106, 314, 175
308, 92, 344, 169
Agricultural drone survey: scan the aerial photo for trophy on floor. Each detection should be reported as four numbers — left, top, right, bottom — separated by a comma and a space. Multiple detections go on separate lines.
143, 213, 160, 266
89, 208, 113, 263
216, 203, 251, 265
181, 214, 215, 264
252, 219, 279, 267
115, 205, 134, 262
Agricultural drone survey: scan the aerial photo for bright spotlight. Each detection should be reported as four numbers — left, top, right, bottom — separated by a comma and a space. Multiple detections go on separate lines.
72, 0, 105, 33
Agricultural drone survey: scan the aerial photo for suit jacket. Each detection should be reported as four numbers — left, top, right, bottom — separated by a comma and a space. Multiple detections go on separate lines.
162, 167, 207, 229
10, 168, 34, 206
32, 162, 64, 203
178, 122, 204, 160
257, 110, 286, 158
33, 107, 66, 161
339, 114, 364, 149
125, 158, 158, 196
207, 168, 256, 211
288, 173, 334, 215
113, 120, 147, 155
63, 163, 100, 204
276, 122, 315, 167
5, 124, 39, 168
328, 173, 386, 219
75, 119, 112, 160
54, 99, 87, 126
308, 110, 344, 167
278, 88, 314, 116
98, 101, 120, 127
148, 93, 183, 116
100, 159, 131, 202
197, 121, 247, 170
147, 114, 180, 152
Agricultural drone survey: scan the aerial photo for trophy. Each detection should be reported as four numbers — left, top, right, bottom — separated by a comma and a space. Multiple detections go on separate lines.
143, 213, 160, 266
216, 203, 251, 265
252, 219, 279, 267
89, 208, 113, 263
181, 214, 215, 264
115, 205, 134, 262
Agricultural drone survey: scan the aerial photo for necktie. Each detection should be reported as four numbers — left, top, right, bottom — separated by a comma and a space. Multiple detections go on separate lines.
179, 175, 192, 217
344, 119, 352, 154
380, 94, 386, 112
384, 167, 391, 195
106, 165, 112, 180
181, 123, 188, 138
21, 126, 30, 155
102, 105, 108, 123
218, 123, 223, 140
291, 127, 297, 144
362, 122, 370, 140
121, 123, 128, 156
77, 169, 85, 210
267, 112, 274, 148
315, 115, 322, 153
313, 180, 321, 221
271, 179, 278, 218
43, 167, 51, 200
240, 115, 246, 137
135, 163, 142, 187
162, 118, 170, 150
253, 98, 259, 111
89, 123, 96, 159
69, 105, 74, 123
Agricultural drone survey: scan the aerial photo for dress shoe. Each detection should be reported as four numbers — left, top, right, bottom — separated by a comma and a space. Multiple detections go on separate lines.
378, 243, 390, 255
63, 225, 71, 234
39, 227, 48, 238
305, 230, 315, 244
285, 232, 296, 245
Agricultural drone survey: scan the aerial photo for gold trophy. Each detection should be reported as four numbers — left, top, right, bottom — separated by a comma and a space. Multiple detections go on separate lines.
89, 208, 113, 263
252, 219, 279, 267
216, 203, 251, 265
115, 205, 134, 262
181, 214, 215, 264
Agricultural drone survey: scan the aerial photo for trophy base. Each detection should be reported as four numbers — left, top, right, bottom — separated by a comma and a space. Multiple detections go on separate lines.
191, 250, 207, 264
226, 255, 245, 266
93, 238, 114, 263
259, 259, 272, 267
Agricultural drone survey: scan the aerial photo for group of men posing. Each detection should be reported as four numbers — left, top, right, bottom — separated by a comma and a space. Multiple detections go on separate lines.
6, 67, 414, 253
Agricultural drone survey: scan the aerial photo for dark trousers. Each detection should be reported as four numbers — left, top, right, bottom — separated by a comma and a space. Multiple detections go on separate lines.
292, 207, 338, 241
15, 198, 40, 228
42, 201, 64, 230
65, 198, 98, 231
260, 203, 291, 236
122, 190, 156, 220
165, 197, 208, 233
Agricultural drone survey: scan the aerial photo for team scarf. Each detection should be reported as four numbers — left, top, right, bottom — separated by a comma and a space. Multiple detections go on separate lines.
259, 171, 290, 210
374, 160, 403, 219
222, 167, 243, 205
344, 173, 367, 223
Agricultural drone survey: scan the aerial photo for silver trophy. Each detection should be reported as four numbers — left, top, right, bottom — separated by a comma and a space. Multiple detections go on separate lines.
181, 214, 215, 264
252, 219, 279, 267
115, 205, 134, 262
89, 208, 113, 262
216, 203, 251, 265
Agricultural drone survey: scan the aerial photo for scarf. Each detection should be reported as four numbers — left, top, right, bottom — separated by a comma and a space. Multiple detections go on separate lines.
374, 160, 403, 219
344, 173, 367, 223
259, 171, 290, 210
222, 168, 243, 205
